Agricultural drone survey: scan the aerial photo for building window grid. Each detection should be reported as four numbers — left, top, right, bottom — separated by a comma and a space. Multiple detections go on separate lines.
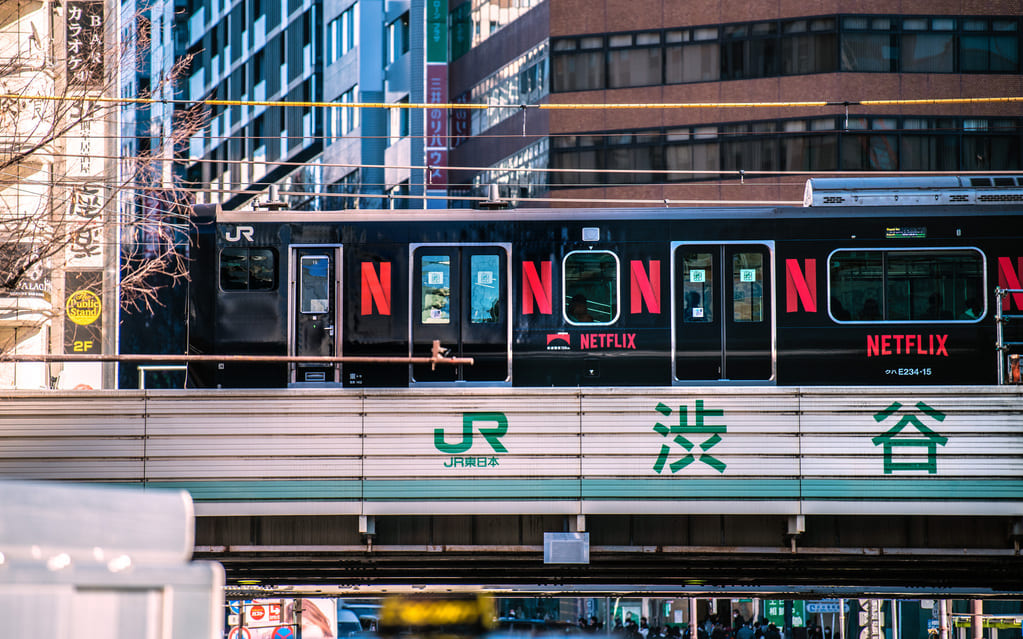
386, 11, 409, 66
552, 14, 1021, 92
470, 41, 549, 136
470, 0, 545, 49
327, 169, 362, 209
550, 116, 1023, 185
326, 4, 358, 65
472, 138, 550, 202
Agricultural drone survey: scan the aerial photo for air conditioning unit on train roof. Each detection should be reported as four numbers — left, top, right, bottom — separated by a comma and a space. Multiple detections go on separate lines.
803, 175, 1023, 207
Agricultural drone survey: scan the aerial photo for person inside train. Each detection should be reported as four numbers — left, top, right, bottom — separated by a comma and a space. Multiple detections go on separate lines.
961, 297, 981, 320
831, 297, 851, 320
860, 298, 880, 320
925, 292, 953, 320
568, 293, 595, 322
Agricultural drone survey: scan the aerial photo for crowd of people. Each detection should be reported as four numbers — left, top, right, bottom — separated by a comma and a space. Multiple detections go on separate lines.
574, 612, 835, 639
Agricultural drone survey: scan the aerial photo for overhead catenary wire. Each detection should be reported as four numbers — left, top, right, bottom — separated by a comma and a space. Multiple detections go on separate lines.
8, 92, 1022, 207
15, 151, 1023, 180
3, 93, 1023, 110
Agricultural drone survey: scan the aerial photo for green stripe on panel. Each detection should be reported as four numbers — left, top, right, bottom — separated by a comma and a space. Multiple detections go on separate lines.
583, 478, 801, 500
146, 480, 362, 501
140, 478, 1023, 504
802, 479, 1023, 500
363, 479, 580, 501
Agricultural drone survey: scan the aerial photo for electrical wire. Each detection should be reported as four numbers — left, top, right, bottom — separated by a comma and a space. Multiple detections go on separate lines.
3, 93, 1023, 111
6, 93, 1022, 206
13, 150, 1023, 179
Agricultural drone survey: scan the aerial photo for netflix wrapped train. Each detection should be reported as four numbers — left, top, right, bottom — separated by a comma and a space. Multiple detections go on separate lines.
186, 176, 1023, 388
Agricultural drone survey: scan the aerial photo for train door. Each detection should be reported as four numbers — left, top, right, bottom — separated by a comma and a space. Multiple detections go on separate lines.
672, 242, 775, 383
410, 244, 510, 384
290, 246, 341, 384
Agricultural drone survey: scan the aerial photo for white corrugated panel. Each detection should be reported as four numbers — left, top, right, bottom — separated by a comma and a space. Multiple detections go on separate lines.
0, 388, 1019, 515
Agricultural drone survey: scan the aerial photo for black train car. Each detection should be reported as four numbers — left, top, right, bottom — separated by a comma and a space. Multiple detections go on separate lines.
186, 177, 1023, 388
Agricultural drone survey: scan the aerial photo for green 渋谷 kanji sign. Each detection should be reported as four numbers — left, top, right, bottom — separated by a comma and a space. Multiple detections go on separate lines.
652, 400, 727, 473
871, 401, 947, 474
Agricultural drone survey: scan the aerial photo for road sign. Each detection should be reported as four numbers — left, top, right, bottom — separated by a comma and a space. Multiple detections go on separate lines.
249, 605, 266, 621
228, 628, 252, 639
272, 626, 297, 639
229, 602, 242, 615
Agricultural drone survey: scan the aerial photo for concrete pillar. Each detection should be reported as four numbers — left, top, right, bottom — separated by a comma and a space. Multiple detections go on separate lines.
939, 600, 950, 639
971, 600, 983, 639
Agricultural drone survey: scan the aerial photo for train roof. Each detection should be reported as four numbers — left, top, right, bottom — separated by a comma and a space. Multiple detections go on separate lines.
196, 176, 1023, 223
205, 202, 1023, 225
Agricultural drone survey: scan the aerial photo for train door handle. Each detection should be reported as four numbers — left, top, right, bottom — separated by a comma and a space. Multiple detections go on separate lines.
325, 325, 335, 337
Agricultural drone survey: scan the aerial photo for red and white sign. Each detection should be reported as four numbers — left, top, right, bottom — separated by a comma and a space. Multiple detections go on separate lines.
228, 628, 252, 639
246, 602, 282, 624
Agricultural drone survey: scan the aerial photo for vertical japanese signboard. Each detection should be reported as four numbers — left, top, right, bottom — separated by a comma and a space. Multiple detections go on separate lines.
66, 1, 104, 86
425, 0, 448, 207
64, 270, 102, 354
62, 0, 108, 388
452, 92, 471, 147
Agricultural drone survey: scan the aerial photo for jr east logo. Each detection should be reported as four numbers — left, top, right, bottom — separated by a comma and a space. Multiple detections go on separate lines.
434, 412, 508, 469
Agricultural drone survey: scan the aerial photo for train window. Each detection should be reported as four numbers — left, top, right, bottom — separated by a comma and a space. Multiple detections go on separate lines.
563, 250, 619, 325
219, 248, 276, 291
732, 252, 764, 322
421, 255, 451, 324
829, 249, 984, 322
681, 252, 714, 322
299, 256, 330, 313
470, 254, 500, 323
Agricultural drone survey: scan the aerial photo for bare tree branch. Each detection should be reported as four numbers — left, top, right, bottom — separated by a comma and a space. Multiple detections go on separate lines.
1, 0, 208, 350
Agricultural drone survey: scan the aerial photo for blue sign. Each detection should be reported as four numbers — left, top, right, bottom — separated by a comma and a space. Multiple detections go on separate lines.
807, 602, 849, 614
272, 626, 296, 639
229, 602, 242, 615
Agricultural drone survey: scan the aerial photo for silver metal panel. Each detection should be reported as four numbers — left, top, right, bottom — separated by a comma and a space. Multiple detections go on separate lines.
0, 388, 1019, 515
144, 458, 364, 480
363, 390, 580, 477
580, 388, 800, 476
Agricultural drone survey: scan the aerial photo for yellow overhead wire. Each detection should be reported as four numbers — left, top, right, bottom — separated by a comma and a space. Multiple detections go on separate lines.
3, 93, 1023, 110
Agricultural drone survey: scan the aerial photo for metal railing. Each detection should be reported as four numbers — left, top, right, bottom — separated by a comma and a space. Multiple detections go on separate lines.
995, 287, 1023, 384
137, 365, 188, 389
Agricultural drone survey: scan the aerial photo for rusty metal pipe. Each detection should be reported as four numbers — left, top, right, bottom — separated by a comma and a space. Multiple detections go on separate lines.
1, 340, 473, 367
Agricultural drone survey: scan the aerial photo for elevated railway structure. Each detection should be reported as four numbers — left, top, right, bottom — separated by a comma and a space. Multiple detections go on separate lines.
1, 387, 1021, 595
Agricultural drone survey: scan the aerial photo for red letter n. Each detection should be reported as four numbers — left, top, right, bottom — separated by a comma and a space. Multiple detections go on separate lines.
785, 258, 817, 313
998, 257, 1023, 311
522, 261, 552, 314
630, 260, 661, 314
361, 261, 391, 315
